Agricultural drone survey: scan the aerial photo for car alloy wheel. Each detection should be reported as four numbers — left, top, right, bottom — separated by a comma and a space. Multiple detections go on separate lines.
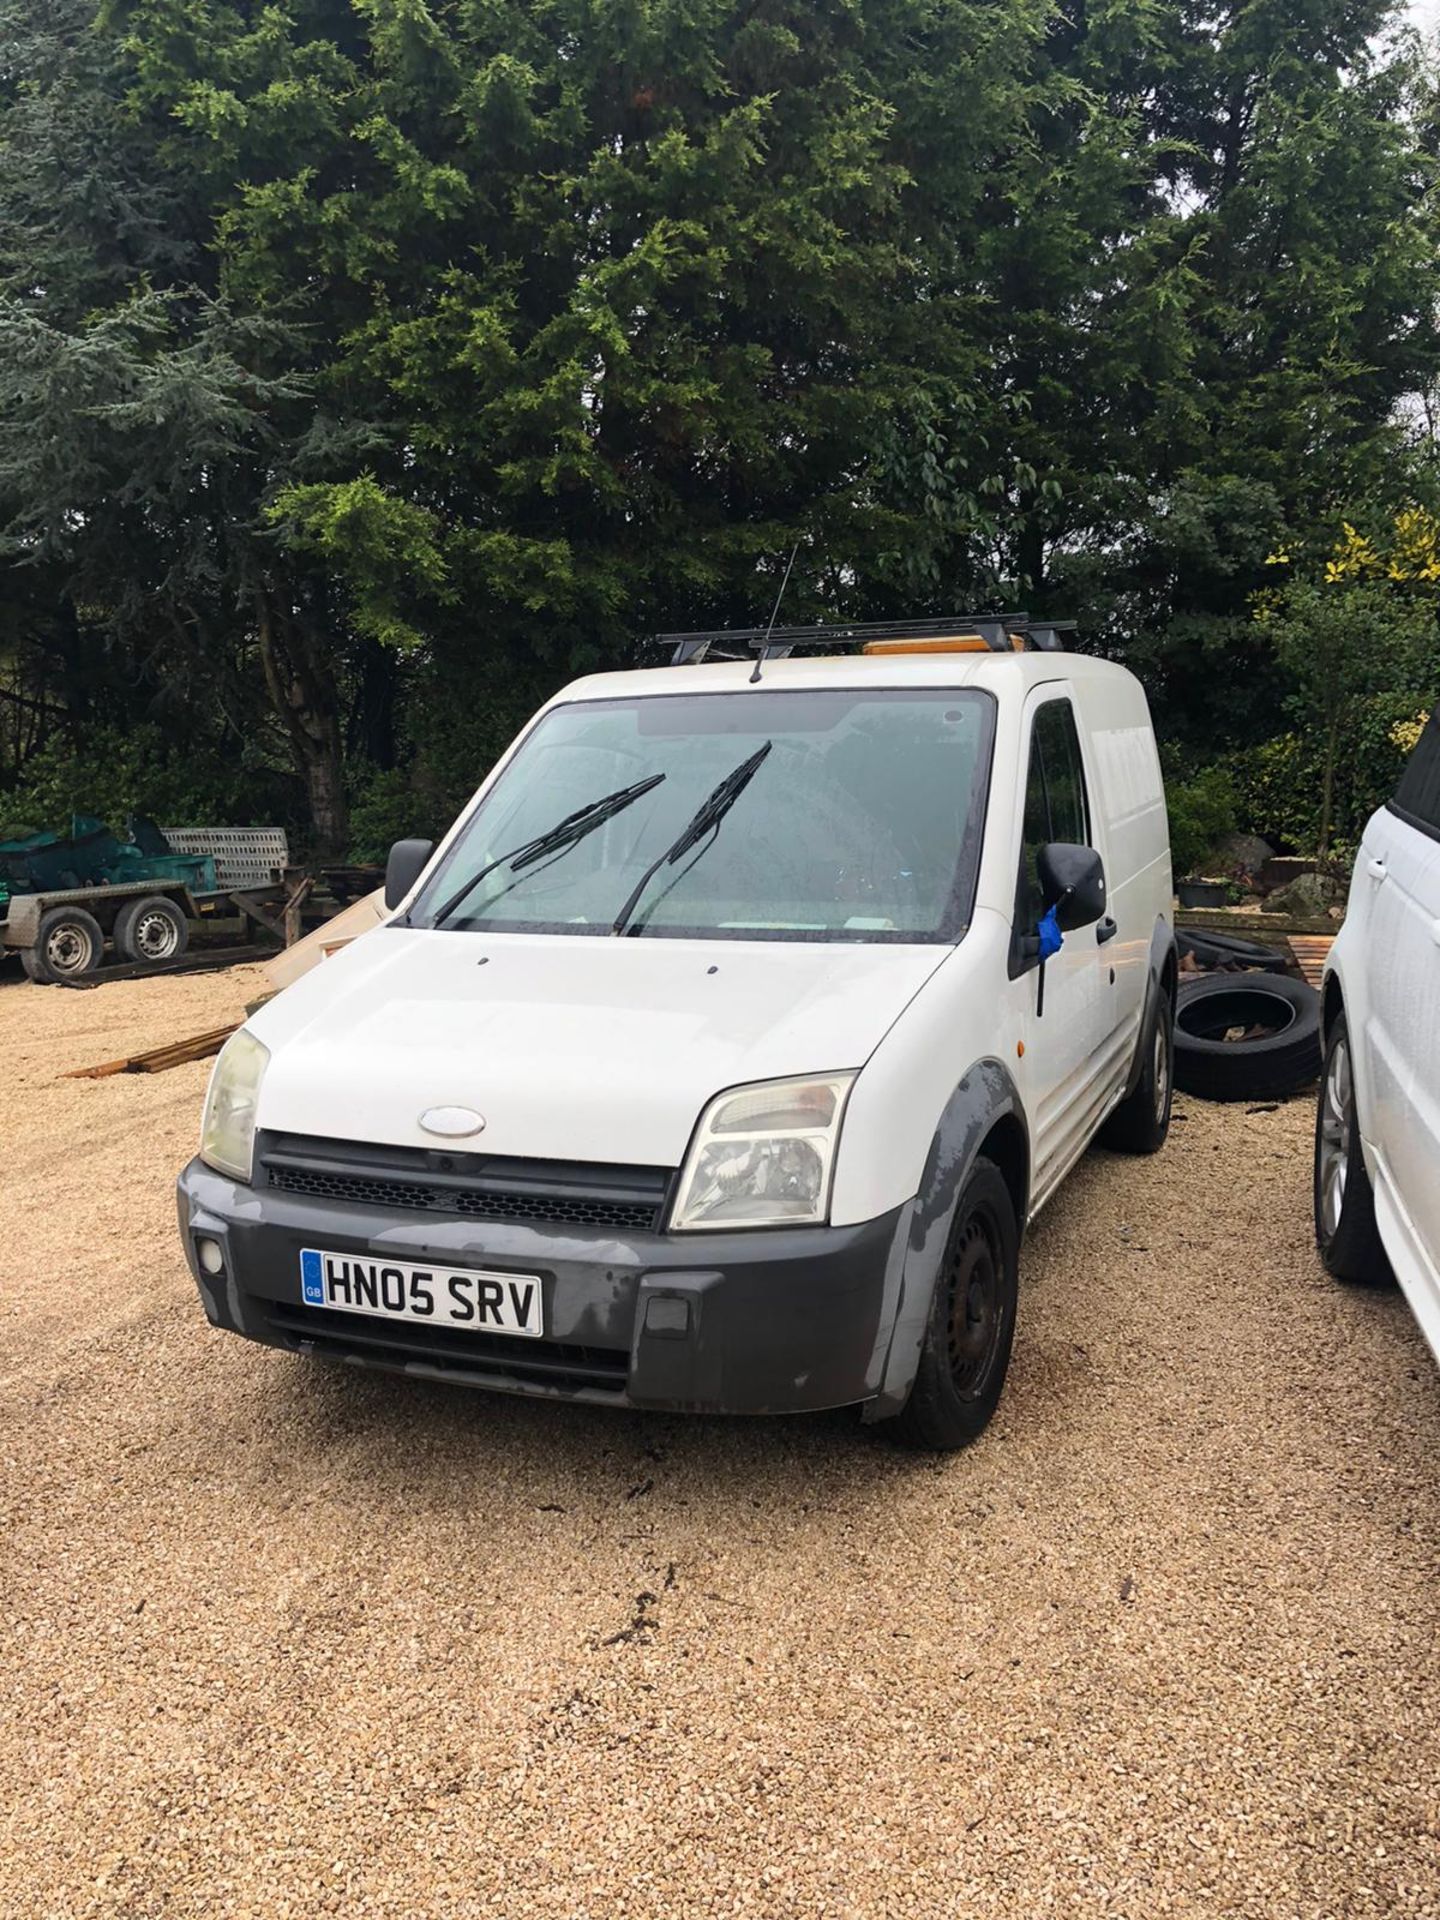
1317, 1030, 1351, 1240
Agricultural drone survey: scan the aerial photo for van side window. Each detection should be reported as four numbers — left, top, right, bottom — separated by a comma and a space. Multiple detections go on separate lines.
1391, 711, 1440, 840
1017, 698, 1091, 929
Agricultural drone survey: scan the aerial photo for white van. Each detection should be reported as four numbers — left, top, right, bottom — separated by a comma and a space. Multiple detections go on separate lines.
179, 617, 1176, 1448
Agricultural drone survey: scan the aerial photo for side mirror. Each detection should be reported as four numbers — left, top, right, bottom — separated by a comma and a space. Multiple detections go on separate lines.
1037, 842, 1106, 931
385, 838, 435, 912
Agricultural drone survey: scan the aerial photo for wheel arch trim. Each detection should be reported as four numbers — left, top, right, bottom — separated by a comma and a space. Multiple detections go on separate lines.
863, 1057, 1029, 1422
1120, 914, 1178, 1103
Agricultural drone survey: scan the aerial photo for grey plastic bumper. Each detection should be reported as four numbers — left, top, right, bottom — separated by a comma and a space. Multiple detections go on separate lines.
176, 1158, 911, 1416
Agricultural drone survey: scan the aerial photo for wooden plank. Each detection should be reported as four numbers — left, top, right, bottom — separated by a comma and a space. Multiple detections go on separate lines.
67, 1023, 239, 1080
1287, 934, 1336, 990
1177, 906, 1342, 937
282, 874, 315, 947
229, 889, 288, 941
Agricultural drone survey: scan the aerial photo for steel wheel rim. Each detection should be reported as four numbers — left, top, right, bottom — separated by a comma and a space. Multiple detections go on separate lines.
946, 1214, 1004, 1400
45, 923, 92, 975
1318, 1036, 1351, 1237
1153, 1019, 1171, 1123
134, 908, 180, 960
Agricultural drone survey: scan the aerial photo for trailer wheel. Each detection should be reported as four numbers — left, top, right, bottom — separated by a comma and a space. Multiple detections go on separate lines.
23, 906, 105, 983
115, 894, 189, 965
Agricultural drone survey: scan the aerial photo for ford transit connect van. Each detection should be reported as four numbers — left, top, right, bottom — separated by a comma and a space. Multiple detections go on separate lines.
178, 616, 1176, 1448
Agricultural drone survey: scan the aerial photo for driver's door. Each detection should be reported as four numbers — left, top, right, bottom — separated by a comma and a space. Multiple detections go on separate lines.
1011, 689, 1113, 1208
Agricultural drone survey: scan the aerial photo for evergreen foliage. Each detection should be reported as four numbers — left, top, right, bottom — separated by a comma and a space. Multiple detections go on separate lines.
1, 0, 1437, 854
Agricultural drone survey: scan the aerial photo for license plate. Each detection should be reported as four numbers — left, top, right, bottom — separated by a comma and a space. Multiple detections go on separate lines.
298, 1248, 543, 1339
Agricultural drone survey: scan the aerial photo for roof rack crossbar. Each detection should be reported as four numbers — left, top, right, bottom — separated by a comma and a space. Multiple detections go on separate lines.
659, 614, 1075, 666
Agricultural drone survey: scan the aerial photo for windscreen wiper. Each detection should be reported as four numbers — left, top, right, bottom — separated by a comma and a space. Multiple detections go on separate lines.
611, 742, 773, 937
429, 773, 666, 929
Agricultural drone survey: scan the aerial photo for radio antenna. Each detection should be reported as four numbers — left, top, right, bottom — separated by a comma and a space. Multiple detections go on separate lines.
750, 540, 801, 684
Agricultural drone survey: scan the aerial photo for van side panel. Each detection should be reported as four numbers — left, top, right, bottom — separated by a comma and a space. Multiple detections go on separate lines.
829, 913, 1022, 1226
1074, 670, 1172, 1097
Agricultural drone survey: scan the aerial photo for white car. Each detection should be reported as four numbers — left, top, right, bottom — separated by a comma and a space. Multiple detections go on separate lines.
1315, 713, 1440, 1356
178, 616, 1176, 1449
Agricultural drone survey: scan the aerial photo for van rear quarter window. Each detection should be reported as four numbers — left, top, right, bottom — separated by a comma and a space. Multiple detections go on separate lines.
409, 688, 997, 943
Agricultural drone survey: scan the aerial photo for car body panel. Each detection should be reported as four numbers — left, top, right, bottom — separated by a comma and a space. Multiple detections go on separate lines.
248, 924, 951, 1178
1325, 798, 1440, 1359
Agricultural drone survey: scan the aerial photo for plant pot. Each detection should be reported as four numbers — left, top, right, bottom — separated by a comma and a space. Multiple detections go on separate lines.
1176, 879, 1230, 909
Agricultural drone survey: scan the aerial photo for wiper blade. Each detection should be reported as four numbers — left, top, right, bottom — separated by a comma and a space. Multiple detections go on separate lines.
611, 741, 773, 937
430, 773, 666, 929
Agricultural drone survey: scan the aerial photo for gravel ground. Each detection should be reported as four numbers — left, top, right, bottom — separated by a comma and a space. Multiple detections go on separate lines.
3, 964, 1439, 1919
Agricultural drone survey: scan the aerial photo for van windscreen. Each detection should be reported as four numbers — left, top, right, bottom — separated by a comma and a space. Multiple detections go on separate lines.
406, 687, 997, 944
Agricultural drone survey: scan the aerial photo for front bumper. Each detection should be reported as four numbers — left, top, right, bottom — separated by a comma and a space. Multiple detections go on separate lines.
176, 1158, 910, 1415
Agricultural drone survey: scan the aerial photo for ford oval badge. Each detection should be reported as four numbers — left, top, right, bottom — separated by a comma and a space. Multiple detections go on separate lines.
419, 1106, 486, 1138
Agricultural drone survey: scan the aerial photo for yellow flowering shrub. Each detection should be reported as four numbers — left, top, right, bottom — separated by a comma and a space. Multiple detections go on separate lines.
1390, 711, 1431, 755
1308, 509, 1440, 586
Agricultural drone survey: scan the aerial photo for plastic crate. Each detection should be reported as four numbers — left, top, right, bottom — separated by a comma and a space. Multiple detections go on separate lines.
162, 827, 290, 893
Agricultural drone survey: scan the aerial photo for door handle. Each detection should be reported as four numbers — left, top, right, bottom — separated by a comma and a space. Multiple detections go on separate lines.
1366, 857, 1388, 882
1096, 916, 1118, 945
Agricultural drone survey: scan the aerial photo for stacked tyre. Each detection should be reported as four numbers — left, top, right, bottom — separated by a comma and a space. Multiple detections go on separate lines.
1176, 928, 1289, 974
1173, 972, 1322, 1102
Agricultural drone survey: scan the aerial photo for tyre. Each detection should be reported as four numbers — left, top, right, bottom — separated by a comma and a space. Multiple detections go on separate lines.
1173, 972, 1322, 1102
114, 894, 189, 965
23, 905, 105, 983
1102, 986, 1174, 1154
1314, 1012, 1391, 1285
1177, 928, 1288, 973
891, 1156, 1019, 1451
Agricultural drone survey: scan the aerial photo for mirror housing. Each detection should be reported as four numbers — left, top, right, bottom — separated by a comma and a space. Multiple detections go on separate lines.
1037, 842, 1106, 931
385, 838, 435, 912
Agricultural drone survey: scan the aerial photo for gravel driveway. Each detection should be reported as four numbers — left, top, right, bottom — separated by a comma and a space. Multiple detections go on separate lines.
3, 965, 1439, 1919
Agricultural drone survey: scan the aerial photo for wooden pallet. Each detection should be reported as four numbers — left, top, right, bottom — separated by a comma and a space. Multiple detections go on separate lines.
1287, 934, 1335, 989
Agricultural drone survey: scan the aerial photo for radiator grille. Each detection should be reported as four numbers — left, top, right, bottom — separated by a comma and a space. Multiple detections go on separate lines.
259, 1137, 671, 1235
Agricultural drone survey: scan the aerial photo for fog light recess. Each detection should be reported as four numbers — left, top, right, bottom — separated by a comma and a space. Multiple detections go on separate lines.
197, 1237, 225, 1276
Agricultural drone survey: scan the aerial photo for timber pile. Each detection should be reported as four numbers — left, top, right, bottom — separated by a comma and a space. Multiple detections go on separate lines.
67, 1023, 239, 1079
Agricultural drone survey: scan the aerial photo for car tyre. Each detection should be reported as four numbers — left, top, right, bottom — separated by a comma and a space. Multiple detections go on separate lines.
1314, 1012, 1391, 1286
114, 894, 189, 965
23, 905, 105, 983
1174, 972, 1322, 1101
891, 1156, 1019, 1451
1178, 929, 1288, 973
1102, 986, 1174, 1154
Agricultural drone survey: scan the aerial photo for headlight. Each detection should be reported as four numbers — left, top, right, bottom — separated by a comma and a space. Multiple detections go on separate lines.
669, 1073, 855, 1231
199, 1029, 270, 1182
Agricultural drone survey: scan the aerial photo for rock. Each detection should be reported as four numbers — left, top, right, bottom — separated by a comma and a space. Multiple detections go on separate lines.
1262, 871, 1338, 917
1211, 833, 1273, 878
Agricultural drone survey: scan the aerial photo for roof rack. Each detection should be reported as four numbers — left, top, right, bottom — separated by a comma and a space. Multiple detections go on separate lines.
659, 613, 1075, 666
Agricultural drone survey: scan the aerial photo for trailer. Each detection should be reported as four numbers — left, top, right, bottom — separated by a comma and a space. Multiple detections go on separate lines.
0, 820, 296, 983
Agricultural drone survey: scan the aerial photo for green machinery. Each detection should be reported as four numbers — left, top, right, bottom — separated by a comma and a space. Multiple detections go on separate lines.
0, 816, 217, 918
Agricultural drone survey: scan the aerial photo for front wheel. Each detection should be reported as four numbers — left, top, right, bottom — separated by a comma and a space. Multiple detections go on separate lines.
1102, 986, 1174, 1154
1314, 1012, 1390, 1285
890, 1156, 1019, 1451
